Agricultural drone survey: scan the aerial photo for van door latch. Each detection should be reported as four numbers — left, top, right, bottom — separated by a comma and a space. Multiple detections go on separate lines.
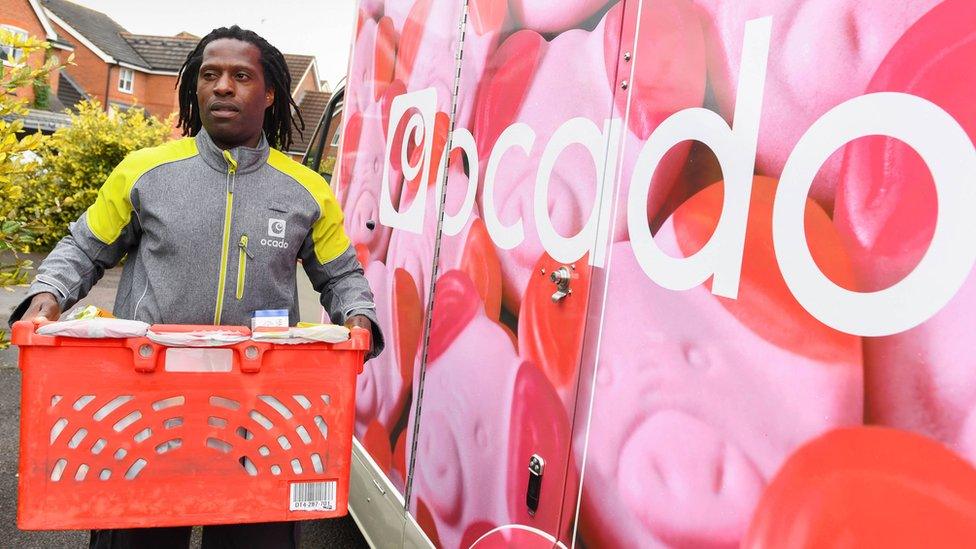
550, 266, 573, 303
526, 454, 545, 515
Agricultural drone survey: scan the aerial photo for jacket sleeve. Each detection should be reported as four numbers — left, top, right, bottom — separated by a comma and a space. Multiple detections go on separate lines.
298, 183, 384, 360
8, 160, 141, 326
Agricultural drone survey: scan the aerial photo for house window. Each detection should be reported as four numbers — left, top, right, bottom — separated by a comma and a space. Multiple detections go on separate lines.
118, 68, 134, 94
0, 25, 29, 65
329, 104, 344, 146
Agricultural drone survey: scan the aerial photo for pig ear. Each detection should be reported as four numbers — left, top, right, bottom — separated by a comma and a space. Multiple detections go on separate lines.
506, 360, 573, 527
392, 268, 423, 386
835, 0, 974, 291
459, 218, 503, 321
468, 0, 507, 36
362, 420, 393, 474
605, 0, 707, 140
671, 177, 860, 364
518, 252, 591, 392
427, 270, 482, 364
373, 16, 398, 102
745, 427, 976, 548
338, 111, 363, 195
396, 0, 433, 83
472, 29, 545, 162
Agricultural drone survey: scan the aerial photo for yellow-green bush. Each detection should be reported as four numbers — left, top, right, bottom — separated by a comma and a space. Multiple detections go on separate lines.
1, 29, 62, 347
1, 31, 58, 281
20, 101, 174, 250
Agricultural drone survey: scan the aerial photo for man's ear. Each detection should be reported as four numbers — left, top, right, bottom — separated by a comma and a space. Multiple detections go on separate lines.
265, 88, 275, 108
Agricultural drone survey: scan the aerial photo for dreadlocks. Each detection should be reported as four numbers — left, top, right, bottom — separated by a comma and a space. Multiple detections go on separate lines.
177, 25, 304, 151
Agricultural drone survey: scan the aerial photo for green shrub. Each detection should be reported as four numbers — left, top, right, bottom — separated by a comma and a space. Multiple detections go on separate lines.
20, 101, 174, 250
32, 81, 50, 110
1, 29, 61, 347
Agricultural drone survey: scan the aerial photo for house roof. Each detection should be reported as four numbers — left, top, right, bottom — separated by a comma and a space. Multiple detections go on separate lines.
56, 70, 87, 111
288, 90, 332, 154
10, 108, 72, 133
121, 33, 197, 72
24, 0, 72, 49
283, 54, 314, 94
41, 0, 148, 68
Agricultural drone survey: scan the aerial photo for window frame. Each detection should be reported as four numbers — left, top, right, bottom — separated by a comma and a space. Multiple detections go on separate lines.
302, 88, 345, 181
0, 25, 29, 66
329, 107, 344, 147
118, 67, 134, 94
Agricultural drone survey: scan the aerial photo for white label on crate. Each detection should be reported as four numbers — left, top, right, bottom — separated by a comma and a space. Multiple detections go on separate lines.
289, 481, 337, 512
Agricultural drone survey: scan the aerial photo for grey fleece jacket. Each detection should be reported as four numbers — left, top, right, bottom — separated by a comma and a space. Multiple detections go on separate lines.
10, 129, 383, 358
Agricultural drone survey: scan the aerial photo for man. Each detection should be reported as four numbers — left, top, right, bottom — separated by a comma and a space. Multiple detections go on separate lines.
9, 26, 383, 548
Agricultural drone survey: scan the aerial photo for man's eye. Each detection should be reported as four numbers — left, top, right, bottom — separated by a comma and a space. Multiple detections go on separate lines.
236, 73, 250, 80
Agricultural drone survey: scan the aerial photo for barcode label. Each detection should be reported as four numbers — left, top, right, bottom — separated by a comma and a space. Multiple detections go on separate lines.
289, 481, 337, 512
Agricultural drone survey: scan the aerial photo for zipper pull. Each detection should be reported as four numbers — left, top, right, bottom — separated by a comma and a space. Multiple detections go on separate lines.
222, 149, 239, 174
222, 149, 238, 194
239, 234, 254, 259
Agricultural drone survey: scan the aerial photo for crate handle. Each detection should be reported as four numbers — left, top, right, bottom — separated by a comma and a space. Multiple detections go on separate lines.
129, 341, 162, 373
126, 341, 269, 374
236, 343, 267, 374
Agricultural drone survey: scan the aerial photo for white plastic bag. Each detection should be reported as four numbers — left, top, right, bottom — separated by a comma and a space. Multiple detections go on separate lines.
146, 330, 249, 347
251, 324, 350, 344
37, 318, 150, 339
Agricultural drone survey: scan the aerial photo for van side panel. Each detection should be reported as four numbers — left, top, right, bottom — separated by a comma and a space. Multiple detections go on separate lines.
338, 0, 976, 547
572, 0, 976, 547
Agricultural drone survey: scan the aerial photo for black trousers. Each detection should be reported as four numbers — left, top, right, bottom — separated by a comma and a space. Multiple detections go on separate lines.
89, 522, 300, 548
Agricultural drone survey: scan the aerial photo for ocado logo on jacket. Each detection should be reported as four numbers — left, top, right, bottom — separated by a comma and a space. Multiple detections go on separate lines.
262, 218, 289, 249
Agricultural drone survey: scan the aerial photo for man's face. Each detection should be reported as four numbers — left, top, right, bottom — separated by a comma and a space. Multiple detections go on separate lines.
196, 38, 274, 149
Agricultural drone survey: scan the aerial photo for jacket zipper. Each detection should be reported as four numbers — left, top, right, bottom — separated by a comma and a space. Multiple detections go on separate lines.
213, 150, 238, 324
236, 234, 252, 300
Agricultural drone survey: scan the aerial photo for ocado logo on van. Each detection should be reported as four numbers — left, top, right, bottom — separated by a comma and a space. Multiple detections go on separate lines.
377, 16, 976, 339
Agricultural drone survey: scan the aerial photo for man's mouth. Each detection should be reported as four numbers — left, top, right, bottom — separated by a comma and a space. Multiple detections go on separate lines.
209, 102, 240, 119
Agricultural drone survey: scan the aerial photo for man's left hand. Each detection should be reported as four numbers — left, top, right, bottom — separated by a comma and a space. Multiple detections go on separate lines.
345, 314, 372, 332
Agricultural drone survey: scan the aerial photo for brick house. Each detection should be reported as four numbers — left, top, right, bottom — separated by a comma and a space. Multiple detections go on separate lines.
6, 0, 332, 152
284, 54, 332, 161
40, 0, 196, 130
0, 0, 74, 131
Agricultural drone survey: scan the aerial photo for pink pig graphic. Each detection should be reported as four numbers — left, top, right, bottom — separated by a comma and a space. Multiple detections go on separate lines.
578, 178, 862, 548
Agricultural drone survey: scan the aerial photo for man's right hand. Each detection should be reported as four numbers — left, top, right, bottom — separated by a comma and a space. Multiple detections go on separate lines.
23, 293, 61, 323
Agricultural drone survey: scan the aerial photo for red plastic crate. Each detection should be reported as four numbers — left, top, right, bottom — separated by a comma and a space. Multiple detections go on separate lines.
11, 321, 368, 530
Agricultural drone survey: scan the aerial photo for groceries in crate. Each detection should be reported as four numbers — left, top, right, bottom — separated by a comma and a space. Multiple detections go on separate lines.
33, 307, 351, 344
146, 328, 250, 347
251, 322, 351, 344
11, 318, 369, 530
35, 305, 149, 339
251, 308, 289, 330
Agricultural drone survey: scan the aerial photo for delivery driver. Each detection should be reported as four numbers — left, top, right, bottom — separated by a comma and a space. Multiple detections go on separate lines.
8, 25, 384, 548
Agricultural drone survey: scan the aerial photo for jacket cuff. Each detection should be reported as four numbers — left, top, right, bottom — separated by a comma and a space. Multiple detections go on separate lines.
347, 307, 384, 361
8, 281, 64, 328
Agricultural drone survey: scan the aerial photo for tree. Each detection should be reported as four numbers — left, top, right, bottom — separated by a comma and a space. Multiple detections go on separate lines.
0, 29, 62, 348
21, 100, 175, 250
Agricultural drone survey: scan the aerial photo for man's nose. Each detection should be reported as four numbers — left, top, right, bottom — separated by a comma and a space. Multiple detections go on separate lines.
214, 73, 234, 96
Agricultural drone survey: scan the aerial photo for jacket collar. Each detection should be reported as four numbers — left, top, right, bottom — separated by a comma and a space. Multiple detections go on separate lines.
195, 128, 270, 175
